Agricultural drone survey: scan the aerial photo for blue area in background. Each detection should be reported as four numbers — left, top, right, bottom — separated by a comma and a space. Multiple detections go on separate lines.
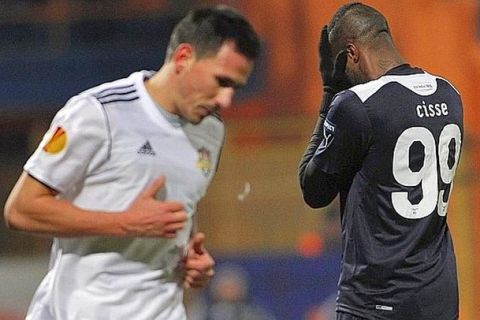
213, 252, 341, 320
0, 16, 265, 115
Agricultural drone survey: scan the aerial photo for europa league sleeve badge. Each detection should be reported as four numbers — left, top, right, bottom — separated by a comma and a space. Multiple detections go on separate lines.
43, 126, 68, 154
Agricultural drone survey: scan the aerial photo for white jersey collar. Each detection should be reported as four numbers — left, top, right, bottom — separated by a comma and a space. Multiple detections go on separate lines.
133, 70, 186, 128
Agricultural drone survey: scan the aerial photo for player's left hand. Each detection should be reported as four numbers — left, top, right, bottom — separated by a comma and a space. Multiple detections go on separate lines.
182, 232, 215, 289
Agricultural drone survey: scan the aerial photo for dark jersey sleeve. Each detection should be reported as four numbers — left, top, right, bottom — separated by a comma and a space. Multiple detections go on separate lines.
299, 91, 372, 208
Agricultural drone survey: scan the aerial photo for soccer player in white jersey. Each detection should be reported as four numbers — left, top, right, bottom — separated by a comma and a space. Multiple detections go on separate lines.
4, 6, 261, 320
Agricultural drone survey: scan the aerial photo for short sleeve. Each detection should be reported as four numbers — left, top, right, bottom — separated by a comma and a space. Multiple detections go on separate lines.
24, 95, 109, 193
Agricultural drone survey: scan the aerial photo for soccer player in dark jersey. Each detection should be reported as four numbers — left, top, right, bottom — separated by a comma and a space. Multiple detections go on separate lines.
299, 3, 463, 320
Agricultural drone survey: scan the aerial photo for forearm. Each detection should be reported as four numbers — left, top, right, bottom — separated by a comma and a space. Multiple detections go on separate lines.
299, 117, 323, 183
299, 91, 339, 208
299, 123, 340, 208
299, 90, 335, 176
4, 172, 127, 237
7, 197, 126, 238
300, 159, 339, 208
299, 24, 352, 209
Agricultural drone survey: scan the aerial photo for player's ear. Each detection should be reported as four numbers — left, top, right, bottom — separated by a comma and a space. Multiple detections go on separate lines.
346, 43, 359, 63
173, 43, 195, 74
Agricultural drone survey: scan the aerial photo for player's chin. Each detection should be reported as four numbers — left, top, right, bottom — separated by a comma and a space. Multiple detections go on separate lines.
189, 114, 208, 125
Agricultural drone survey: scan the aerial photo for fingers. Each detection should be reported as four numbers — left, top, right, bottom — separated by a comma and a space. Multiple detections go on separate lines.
183, 254, 215, 289
163, 221, 186, 233
183, 268, 215, 288
158, 216, 186, 238
182, 235, 214, 288
319, 25, 334, 84
164, 208, 188, 222
184, 246, 214, 270
159, 210, 187, 238
139, 176, 185, 213
333, 50, 348, 75
332, 50, 352, 91
190, 232, 206, 255
140, 176, 166, 199
319, 25, 331, 60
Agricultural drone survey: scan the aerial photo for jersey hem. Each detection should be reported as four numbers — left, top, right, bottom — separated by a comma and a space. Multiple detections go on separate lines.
337, 305, 377, 320
336, 304, 459, 320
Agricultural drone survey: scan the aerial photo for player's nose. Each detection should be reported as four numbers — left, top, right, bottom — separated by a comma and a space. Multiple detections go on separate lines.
214, 87, 234, 110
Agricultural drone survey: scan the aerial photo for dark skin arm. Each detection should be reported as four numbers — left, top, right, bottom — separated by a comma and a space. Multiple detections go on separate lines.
299, 25, 351, 208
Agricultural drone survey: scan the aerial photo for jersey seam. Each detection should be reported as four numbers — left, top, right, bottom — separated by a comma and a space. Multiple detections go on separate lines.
86, 95, 113, 164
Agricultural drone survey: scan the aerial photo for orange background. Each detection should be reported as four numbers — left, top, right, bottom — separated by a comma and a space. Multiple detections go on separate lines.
0, 1, 478, 318
228, 1, 480, 318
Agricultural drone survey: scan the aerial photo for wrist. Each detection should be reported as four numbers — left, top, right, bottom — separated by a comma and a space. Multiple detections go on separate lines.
117, 212, 134, 237
319, 89, 335, 117
323, 85, 337, 94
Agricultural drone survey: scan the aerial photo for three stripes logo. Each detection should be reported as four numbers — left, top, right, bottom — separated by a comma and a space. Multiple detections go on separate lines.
94, 84, 139, 105
137, 141, 156, 156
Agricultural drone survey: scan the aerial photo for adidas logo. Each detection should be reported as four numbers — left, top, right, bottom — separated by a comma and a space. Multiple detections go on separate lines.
137, 141, 156, 156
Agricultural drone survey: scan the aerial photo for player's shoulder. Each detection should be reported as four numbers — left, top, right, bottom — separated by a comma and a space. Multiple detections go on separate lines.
332, 89, 360, 105
55, 93, 104, 122
79, 71, 149, 107
349, 66, 460, 103
422, 71, 461, 96
349, 73, 434, 103
326, 90, 372, 134
56, 72, 149, 124
329, 89, 365, 118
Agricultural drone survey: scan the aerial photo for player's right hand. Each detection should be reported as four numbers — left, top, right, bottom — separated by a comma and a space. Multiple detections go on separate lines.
318, 25, 351, 94
120, 176, 187, 238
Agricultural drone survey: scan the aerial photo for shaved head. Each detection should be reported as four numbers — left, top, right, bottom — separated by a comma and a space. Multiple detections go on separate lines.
325, 2, 404, 85
328, 2, 391, 55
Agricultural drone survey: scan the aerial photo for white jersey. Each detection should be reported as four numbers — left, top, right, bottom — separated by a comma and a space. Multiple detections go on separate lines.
24, 71, 225, 320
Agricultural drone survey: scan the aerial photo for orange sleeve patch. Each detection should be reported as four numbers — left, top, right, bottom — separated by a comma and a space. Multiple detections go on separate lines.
43, 126, 67, 154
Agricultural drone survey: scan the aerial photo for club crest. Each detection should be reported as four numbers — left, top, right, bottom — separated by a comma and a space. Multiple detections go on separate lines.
196, 147, 212, 176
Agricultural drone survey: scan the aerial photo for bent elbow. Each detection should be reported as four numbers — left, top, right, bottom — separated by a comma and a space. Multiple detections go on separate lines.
300, 175, 338, 209
303, 195, 322, 209
4, 199, 26, 231
302, 192, 335, 209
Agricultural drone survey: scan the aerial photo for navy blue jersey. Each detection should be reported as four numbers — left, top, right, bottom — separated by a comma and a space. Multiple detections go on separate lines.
299, 65, 463, 320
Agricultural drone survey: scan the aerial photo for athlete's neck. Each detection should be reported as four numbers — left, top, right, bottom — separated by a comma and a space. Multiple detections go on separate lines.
366, 47, 405, 80
144, 65, 178, 115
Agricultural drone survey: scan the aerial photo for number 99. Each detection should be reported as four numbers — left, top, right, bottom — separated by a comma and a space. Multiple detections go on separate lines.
392, 124, 461, 219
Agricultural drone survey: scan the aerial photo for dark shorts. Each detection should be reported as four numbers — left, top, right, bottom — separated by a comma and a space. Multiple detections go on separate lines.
336, 311, 369, 320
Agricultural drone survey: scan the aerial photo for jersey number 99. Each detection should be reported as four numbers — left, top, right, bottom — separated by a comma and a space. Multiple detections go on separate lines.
392, 124, 461, 219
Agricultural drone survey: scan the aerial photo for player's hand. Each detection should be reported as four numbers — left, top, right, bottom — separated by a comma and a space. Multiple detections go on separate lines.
319, 25, 351, 94
182, 232, 215, 289
121, 176, 187, 238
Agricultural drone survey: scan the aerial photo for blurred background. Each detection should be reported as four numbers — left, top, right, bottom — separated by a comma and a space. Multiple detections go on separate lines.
0, 0, 479, 319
